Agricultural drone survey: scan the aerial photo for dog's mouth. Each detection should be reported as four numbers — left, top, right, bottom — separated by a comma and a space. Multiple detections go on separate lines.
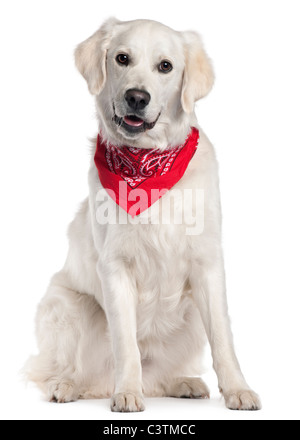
113, 108, 160, 135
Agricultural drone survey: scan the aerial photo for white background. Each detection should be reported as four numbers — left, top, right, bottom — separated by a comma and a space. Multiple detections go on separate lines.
1, 0, 300, 421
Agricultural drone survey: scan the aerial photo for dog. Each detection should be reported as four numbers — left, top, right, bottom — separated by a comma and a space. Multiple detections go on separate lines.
26, 18, 261, 412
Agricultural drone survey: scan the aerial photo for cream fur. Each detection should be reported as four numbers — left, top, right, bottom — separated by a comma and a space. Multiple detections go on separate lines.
26, 18, 261, 412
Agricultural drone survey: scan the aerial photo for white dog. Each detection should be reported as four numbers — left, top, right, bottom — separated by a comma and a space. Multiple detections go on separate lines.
27, 18, 261, 412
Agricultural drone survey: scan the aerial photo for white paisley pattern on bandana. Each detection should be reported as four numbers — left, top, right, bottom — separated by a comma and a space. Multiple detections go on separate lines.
105, 145, 183, 188
94, 127, 199, 216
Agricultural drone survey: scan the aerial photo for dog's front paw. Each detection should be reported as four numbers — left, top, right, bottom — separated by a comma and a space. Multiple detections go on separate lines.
111, 392, 145, 413
223, 389, 261, 411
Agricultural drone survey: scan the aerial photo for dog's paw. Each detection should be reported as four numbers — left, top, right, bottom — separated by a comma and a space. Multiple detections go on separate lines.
168, 377, 210, 399
48, 380, 78, 404
224, 389, 261, 411
111, 392, 145, 413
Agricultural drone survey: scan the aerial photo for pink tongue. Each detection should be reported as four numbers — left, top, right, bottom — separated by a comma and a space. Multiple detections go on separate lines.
124, 116, 144, 127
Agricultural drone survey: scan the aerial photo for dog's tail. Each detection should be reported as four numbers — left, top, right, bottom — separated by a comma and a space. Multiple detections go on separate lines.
21, 354, 53, 395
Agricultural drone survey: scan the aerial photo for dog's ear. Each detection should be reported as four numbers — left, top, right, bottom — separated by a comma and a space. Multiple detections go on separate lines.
75, 17, 119, 95
181, 31, 214, 113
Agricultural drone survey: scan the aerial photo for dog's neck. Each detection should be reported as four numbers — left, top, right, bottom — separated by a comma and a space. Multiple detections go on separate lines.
94, 127, 199, 217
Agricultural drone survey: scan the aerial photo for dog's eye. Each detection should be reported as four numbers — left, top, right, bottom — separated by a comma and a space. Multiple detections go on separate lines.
116, 54, 129, 66
158, 60, 173, 73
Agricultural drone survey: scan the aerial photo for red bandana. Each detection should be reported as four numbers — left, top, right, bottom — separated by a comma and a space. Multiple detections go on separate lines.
94, 127, 199, 217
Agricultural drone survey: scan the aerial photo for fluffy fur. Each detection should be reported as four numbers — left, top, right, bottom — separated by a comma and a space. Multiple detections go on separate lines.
26, 18, 261, 412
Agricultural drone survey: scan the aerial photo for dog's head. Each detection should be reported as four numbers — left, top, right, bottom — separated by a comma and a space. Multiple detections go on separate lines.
75, 18, 214, 148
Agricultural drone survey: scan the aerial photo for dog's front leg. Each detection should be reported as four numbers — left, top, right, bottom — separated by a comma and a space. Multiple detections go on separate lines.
97, 260, 144, 413
191, 253, 261, 410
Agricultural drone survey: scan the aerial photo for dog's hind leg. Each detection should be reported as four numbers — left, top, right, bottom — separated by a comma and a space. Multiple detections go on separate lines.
26, 271, 114, 402
165, 377, 210, 399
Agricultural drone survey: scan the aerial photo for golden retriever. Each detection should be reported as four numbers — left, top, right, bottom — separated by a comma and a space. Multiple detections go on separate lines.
26, 18, 261, 412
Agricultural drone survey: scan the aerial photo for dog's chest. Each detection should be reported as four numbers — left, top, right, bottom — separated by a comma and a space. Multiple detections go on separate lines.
121, 222, 190, 291
121, 223, 193, 339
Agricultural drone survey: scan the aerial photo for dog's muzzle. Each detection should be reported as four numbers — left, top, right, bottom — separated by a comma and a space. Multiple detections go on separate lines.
113, 103, 160, 135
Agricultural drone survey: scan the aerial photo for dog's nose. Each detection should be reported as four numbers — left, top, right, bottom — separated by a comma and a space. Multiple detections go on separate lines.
125, 89, 151, 111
